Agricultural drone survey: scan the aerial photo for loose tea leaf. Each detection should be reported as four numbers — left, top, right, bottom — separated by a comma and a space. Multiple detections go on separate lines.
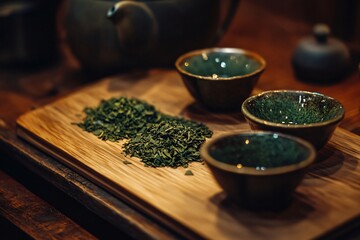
77, 97, 212, 168
77, 97, 162, 142
185, 170, 194, 176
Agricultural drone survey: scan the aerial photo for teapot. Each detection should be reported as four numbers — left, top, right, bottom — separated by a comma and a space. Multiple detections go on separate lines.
64, 0, 239, 74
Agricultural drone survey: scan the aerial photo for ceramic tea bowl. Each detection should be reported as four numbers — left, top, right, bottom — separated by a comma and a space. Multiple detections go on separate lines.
175, 48, 266, 112
241, 90, 345, 150
201, 131, 316, 210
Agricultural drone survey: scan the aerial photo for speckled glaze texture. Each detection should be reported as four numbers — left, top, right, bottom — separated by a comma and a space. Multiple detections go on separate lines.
183, 52, 261, 78
209, 133, 310, 169
241, 90, 345, 149
201, 131, 316, 210
175, 48, 266, 112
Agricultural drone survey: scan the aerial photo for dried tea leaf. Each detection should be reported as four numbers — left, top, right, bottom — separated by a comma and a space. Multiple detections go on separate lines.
77, 97, 212, 168
123, 160, 132, 165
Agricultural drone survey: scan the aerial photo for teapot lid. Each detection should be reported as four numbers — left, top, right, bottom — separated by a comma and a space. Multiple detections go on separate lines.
292, 23, 351, 83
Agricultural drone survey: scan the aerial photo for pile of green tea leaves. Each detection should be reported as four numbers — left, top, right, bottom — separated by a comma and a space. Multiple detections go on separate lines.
77, 97, 212, 168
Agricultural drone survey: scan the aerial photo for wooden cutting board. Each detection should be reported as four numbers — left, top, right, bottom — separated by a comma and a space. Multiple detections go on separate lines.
17, 70, 360, 239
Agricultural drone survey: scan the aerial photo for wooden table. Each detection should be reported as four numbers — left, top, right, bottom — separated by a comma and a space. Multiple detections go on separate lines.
0, 0, 359, 239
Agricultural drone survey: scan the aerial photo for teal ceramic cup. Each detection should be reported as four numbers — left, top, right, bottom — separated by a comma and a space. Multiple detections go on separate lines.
241, 90, 345, 150
175, 48, 266, 112
201, 131, 316, 210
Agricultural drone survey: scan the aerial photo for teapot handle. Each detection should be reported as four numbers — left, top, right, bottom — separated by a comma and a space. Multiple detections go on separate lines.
215, 0, 240, 43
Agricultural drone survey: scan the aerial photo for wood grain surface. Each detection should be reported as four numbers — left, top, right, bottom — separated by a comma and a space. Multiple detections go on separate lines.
16, 70, 360, 239
0, 168, 96, 240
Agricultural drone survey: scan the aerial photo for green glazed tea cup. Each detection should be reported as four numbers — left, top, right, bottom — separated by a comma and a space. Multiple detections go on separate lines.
201, 131, 316, 210
175, 48, 266, 112
241, 90, 345, 150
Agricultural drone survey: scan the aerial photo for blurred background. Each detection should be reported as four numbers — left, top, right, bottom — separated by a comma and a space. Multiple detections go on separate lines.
0, 0, 359, 238
0, 0, 359, 82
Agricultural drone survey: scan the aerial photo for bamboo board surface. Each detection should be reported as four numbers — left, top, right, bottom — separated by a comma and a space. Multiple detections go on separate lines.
17, 70, 360, 239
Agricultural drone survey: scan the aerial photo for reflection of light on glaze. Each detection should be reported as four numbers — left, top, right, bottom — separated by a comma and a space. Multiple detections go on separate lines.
202, 53, 208, 61
245, 139, 250, 144
299, 95, 306, 108
182, 51, 262, 78
236, 164, 243, 169
256, 166, 266, 171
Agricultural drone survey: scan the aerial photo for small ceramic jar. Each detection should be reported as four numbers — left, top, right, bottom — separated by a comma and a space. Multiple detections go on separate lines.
292, 23, 351, 83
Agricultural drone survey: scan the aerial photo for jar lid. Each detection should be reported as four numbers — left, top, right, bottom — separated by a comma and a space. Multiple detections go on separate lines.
313, 23, 330, 43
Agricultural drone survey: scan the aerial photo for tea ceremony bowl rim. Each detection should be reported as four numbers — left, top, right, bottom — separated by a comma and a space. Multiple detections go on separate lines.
201, 130, 316, 176
175, 47, 266, 81
241, 89, 345, 129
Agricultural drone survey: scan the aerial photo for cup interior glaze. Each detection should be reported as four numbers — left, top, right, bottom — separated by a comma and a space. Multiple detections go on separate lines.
176, 48, 265, 80
242, 90, 344, 125
203, 132, 315, 174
